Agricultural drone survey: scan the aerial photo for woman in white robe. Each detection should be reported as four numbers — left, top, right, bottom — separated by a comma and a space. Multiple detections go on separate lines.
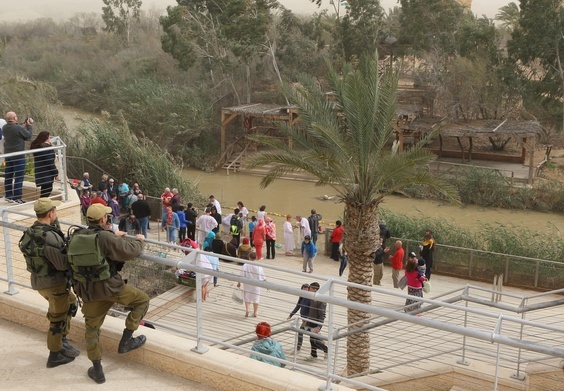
283, 214, 295, 256
189, 253, 213, 301
237, 252, 266, 317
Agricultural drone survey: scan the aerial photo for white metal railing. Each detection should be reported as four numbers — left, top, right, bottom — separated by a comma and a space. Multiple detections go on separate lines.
398, 237, 564, 291
2, 208, 564, 390
430, 160, 517, 184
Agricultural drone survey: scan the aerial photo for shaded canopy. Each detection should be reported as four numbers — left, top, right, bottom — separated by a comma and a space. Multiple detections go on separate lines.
399, 118, 543, 139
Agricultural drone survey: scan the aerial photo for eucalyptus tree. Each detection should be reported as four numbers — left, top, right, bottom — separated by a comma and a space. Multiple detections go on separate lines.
508, 0, 564, 130
246, 56, 460, 374
309, 0, 386, 63
399, 0, 465, 55
160, 0, 278, 104
102, 0, 142, 44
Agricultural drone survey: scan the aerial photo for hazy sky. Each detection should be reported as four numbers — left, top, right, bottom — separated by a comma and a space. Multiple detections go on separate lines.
4, 0, 513, 22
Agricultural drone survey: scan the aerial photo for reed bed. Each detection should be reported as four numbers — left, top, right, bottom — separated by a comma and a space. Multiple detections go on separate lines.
380, 208, 564, 262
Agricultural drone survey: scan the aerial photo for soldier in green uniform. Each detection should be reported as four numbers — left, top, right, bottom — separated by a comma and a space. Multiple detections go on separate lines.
68, 203, 148, 384
19, 198, 80, 368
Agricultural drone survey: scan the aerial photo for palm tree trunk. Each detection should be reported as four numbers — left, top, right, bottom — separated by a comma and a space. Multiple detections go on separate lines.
344, 201, 379, 375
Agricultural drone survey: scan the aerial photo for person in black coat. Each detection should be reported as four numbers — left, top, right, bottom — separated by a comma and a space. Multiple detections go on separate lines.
31, 131, 58, 198
118, 213, 142, 235
185, 202, 198, 241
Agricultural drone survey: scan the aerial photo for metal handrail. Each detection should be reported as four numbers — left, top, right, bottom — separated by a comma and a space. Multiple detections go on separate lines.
430, 160, 516, 184
225, 144, 248, 175
3, 207, 564, 390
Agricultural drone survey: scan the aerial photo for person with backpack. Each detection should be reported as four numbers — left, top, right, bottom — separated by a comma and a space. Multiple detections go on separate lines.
230, 208, 244, 247
67, 203, 147, 384
18, 198, 80, 369
307, 209, 323, 245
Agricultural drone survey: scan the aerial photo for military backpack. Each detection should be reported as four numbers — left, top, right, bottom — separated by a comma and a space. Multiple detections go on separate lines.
67, 228, 112, 284
19, 225, 63, 277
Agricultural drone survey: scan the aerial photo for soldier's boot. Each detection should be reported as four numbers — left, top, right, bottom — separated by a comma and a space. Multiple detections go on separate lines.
117, 328, 146, 354
61, 336, 80, 358
46, 351, 75, 368
88, 360, 105, 384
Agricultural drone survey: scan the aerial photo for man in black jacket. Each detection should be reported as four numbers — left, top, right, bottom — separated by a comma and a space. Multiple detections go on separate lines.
130, 193, 151, 238
304, 282, 328, 361
118, 213, 142, 235
373, 237, 390, 286
185, 202, 198, 241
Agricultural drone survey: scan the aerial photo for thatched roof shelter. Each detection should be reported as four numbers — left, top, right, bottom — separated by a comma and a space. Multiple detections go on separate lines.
220, 104, 299, 152
438, 119, 542, 138
397, 118, 544, 184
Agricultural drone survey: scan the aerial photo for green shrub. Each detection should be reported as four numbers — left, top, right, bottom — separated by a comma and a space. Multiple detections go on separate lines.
63, 118, 203, 202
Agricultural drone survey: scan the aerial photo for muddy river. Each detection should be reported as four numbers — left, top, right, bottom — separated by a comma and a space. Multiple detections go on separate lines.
55, 105, 564, 235
183, 169, 564, 235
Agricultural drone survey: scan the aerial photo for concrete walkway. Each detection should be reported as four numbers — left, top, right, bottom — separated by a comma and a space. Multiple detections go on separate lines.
0, 317, 217, 391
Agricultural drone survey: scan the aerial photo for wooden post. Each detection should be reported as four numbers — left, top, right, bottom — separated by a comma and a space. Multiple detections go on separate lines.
221, 111, 226, 153
220, 111, 238, 153
528, 137, 535, 185
287, 108, 299, 149
456, 137, 465, 163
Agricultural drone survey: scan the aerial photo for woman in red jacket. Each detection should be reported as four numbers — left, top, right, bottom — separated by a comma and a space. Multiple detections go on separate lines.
330, 220, 344, 262
253, 219, 266, 260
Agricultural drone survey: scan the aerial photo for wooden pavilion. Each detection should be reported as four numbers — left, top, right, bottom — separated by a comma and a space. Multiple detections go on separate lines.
396, 118, 544, 183
220, 103, 299, 153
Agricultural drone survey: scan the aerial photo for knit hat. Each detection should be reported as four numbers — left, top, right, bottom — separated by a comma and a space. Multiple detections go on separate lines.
256, 322, 271, 339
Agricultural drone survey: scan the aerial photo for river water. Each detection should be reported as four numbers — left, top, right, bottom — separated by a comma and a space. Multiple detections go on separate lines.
183, 169, 564, 235
55, 105, 564, 235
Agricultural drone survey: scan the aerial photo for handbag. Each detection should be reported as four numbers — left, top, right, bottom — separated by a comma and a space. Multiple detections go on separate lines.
231, 288, 244, 304
398, 275, 407, 290
423, 280, 431, 294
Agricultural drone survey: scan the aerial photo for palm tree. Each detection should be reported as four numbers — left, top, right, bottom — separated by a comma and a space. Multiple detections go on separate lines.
246, 55, 459, 374
496, 2, 520, 31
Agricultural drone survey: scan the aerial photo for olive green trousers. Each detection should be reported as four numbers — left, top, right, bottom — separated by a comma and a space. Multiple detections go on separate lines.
38, 282, 76, 352
81, 284, 149, 361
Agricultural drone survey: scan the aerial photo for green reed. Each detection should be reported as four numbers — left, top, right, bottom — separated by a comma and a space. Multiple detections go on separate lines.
380, 208, 564, 262
403, 166, 564, 213
63, 119, 204, 203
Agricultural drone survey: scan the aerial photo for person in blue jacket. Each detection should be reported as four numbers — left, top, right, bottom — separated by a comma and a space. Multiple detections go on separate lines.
301, 235, 317, 273
250, 322, 286, 368
177, 205, 188, 243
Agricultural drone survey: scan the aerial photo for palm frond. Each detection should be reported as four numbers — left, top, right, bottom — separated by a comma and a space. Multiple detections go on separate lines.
245, 55, 460, 207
